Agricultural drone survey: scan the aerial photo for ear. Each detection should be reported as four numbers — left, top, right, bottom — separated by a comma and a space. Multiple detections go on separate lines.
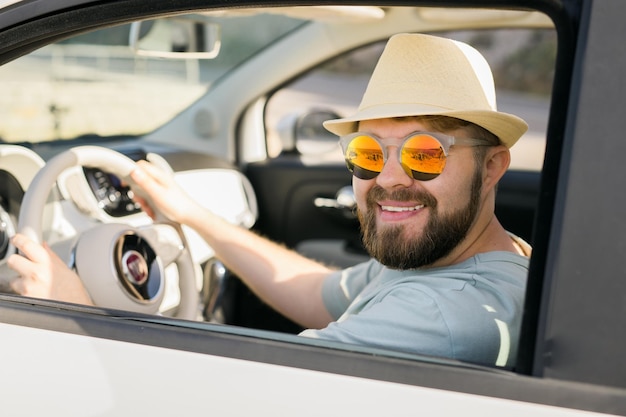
482, 145, 510, 190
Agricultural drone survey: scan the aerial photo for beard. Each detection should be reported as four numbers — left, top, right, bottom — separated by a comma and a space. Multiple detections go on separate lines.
358, 167, 483, 269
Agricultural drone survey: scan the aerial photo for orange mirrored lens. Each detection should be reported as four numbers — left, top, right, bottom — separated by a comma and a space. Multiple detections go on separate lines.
401, 134, 446, 176
345, 135, 384, 178
344, 133, 447, 181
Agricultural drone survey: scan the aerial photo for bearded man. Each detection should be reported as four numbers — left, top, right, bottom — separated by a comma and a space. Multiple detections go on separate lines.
8, 33, 530, 367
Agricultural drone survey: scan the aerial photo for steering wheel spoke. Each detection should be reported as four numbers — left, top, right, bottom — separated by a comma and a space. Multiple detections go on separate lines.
138, 222, 186, 267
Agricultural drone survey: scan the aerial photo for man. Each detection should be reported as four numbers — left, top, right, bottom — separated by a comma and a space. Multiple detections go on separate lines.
7, 33, 530, 367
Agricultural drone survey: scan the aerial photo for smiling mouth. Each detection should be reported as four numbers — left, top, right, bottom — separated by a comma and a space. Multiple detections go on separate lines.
380, 204, 425, 212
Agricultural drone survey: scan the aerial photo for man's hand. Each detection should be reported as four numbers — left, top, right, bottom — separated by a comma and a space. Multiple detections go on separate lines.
6, 233, 93, 305
130, 160, 201, 225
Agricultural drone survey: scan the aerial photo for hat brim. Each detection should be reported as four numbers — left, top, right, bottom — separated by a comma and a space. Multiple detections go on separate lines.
323, 104, 528, 148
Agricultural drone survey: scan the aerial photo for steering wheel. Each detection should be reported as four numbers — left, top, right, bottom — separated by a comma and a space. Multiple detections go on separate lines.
16, 146, 199, 319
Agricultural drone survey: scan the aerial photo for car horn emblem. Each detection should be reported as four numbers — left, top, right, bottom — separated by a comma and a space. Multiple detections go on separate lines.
121, 250, 149, 286
115, 232, 161, 301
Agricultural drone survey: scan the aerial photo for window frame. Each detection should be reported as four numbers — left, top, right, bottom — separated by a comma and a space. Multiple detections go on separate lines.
0, 0, 625, 414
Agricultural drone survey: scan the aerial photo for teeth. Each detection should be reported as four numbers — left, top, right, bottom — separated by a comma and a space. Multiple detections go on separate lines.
381, 205, 424, 212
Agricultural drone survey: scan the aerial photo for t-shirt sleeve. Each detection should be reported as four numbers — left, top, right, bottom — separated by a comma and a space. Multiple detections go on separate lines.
320, 259, 379, 319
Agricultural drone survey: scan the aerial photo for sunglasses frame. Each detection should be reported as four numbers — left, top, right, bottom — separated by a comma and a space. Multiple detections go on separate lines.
339, 131, 490, 181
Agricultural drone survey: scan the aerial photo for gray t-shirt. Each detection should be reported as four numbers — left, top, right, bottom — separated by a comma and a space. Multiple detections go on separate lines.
300, 252, 528, 367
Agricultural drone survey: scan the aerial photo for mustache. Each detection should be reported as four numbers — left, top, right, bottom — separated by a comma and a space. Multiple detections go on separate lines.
365, 185, 437, 208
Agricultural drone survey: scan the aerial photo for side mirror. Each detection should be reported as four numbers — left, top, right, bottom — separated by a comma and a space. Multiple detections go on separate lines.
129, 15, 221, 59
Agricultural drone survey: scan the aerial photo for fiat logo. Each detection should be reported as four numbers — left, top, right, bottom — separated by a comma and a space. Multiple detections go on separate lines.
121, 250, 149, 286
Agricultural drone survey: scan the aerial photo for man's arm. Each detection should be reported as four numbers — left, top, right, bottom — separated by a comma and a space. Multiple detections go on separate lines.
131, 160, 335, 329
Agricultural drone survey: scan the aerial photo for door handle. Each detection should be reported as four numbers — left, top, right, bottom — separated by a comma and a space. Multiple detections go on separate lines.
314, 186, 357, 219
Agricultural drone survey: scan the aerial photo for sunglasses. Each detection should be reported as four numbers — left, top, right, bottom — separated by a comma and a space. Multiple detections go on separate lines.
339, 131, 489, 181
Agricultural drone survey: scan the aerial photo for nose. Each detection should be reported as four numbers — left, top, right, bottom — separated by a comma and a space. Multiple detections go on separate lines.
375, 146, 413, 188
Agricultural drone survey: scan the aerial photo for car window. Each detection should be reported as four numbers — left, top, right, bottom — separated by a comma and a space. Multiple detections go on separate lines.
0, 5, 555, 372
0, 13, 306, 143
266, 27, 555, 172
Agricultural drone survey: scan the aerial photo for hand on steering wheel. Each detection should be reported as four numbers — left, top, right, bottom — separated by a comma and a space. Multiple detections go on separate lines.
8, 233, 92, 304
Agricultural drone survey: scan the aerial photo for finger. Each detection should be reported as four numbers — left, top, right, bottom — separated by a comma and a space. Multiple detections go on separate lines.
127, 170, 157, 219
134, 160, 171, 187
7, 269, 45, 299
8, 275, 25, 295
133, 195, 156, 219
130, 165, 163, 200
6, 252, 36, 280
11, 233, 48, 263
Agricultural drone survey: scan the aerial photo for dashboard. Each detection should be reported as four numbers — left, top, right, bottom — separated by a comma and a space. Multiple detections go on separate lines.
80, 146, 149, 218
83, 167, 142, 217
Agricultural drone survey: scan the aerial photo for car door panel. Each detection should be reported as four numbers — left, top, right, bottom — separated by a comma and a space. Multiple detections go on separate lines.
245, 158, 361, 258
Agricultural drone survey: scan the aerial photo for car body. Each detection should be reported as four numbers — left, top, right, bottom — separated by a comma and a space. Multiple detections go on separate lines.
0, 0, 624, 415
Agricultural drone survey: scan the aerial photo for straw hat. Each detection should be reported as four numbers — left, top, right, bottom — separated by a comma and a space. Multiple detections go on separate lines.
323, 33, 528, 148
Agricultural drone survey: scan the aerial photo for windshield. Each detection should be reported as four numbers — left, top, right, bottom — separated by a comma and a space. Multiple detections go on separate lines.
0, 12, 305, 143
